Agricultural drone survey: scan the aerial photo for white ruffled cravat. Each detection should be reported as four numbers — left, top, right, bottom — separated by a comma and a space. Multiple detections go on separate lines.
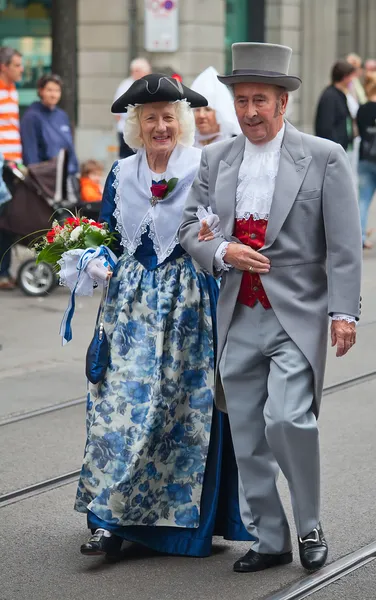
235, 124, 285, 221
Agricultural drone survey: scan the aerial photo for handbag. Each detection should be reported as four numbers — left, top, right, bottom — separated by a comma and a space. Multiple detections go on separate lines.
85, 283, 110, 384
362, 124, 376, 162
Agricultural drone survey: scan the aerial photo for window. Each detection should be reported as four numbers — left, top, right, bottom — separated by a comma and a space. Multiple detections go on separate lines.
0, 0, 52, 110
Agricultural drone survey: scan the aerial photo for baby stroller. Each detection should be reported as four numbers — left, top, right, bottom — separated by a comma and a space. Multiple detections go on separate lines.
0, 150, 85, 296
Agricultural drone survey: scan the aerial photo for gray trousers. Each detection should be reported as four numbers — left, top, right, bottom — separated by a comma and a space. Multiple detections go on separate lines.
220, 302, 320, 554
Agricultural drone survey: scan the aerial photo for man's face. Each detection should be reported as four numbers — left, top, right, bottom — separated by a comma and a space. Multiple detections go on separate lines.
343, 73, 356, 89
233, 82, 288, 144
131, 66, 151, 80
0, 54, 23, 83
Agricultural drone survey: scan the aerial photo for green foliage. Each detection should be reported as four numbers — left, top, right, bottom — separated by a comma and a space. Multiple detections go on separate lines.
36, 243, 65, 265
167, 178, 179, 194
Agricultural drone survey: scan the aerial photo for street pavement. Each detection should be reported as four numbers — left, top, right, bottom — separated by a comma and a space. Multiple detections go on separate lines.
1, 216, 376, 599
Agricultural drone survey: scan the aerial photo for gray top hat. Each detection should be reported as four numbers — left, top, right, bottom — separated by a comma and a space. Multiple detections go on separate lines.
218, 42, 301, 92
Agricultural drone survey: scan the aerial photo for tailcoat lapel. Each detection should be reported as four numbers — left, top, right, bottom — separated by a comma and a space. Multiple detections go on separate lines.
263, 122, 312, 250
215, 135, 245, 237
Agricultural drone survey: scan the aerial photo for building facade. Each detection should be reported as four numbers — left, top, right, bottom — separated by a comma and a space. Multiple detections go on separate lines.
1, 0, 376, 167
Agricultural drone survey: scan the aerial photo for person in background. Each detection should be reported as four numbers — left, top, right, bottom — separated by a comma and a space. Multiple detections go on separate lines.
365, 59, 376, 75
346, 53, 367, 105
157, 66, 183, 83
315, 60, 356, 150
113, 57, 152, 159
357, 73, 376, 249
80, 159, 103, 203
0, 46, 23, 290
190, 66, 241, 148
20, 74, 79, 175
0, 151, 11, 212
345, 54, 365, 185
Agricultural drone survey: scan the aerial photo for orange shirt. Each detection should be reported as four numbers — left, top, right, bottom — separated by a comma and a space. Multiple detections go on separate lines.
0, 80, 22, 162
80, 177, 102, 202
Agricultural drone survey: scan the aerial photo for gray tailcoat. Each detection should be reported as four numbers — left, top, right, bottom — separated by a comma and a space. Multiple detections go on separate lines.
180, 121, 362, 416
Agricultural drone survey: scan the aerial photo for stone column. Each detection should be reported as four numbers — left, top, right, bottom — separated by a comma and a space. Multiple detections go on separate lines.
52, 0, 77, 128
265, 0, 302, 126
137, 0, 226, 84
300, 0, 338, 133
76, 0, 129, 163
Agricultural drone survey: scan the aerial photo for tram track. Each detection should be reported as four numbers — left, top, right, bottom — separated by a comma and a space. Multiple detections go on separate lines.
1, 368, 376, 429
1, 368, 376, 510
263, 541, 376, 600
0, 395, 85, 427
1, 369, 376, 599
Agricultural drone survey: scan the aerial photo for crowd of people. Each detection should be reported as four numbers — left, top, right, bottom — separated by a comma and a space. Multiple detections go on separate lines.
314, 52, 376, 248
0, 39, 364, 575
1, 45, 374, 290
0, 47, 103, 290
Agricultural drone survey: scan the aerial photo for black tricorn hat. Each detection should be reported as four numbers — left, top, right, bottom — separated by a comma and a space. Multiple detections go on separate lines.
111, 73, 208, 113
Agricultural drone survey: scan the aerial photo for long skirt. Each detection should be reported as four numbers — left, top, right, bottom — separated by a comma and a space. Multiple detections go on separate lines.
75, 252, 253, 556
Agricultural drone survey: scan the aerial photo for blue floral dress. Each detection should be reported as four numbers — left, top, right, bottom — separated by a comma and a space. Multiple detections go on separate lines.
74, 162, 252, 557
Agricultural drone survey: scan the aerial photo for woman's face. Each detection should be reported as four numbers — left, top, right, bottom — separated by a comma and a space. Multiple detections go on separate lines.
139, 102, 180, 154
194, 107, 220, 135
39, 82, 62, 109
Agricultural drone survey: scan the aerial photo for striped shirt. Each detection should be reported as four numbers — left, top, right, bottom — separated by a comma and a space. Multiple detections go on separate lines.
0, 80, 22, 162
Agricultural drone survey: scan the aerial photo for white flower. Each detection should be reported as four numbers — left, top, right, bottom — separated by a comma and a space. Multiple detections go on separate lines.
70, 226, 83, 242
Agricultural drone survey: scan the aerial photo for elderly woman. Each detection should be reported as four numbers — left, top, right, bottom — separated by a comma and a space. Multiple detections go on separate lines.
73, 75, 251, 559
190, 66, 241, 148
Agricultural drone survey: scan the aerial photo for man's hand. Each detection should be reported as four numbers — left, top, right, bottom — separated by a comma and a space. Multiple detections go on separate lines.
331, 320, 356, 357
224, 242, 270, 273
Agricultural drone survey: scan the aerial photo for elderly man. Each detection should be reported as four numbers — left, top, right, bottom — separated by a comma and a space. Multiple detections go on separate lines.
180, 43, 362, 573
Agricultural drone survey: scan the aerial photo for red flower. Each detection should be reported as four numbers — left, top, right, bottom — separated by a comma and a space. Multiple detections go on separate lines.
65, 217, 81, 228
151, 183, 168, 199
90, 222, 103, 228
46, 229, 56, 244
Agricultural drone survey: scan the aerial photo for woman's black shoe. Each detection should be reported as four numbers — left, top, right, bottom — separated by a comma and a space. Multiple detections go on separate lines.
233, 548, 293, 572
298, 523, 328, 571
80, 529, 123, 557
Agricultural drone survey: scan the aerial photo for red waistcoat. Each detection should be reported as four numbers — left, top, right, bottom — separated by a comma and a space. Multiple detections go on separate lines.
234, 217, 271, 309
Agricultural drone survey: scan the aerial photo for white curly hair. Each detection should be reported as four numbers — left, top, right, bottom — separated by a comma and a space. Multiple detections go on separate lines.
123, 100, 195, 149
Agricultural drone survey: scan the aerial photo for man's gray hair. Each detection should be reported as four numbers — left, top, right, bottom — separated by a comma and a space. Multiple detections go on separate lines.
130, 57, 152, 73
0, 46, 22, 66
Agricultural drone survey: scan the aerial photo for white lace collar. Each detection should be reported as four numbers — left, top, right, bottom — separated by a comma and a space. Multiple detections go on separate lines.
113, 144, 201, 264
236, 123, 285, 221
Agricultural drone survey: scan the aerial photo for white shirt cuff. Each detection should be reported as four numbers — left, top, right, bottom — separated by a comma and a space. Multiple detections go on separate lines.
214, 241, 232, 272
332, 313, 356, 323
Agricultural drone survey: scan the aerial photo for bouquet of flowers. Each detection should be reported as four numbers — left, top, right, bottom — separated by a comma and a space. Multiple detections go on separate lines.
35, 215, 116, 269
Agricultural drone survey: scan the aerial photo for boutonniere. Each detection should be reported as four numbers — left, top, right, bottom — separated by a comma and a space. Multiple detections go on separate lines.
150, 178, 179, 207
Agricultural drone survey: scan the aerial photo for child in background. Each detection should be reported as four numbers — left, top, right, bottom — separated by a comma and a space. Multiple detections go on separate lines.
80, 160, 103, 202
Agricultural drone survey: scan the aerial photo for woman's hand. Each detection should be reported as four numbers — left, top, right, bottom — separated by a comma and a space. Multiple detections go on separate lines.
199, 220, 216, 241
86, 257, 112, 282
197, 208, 222, 242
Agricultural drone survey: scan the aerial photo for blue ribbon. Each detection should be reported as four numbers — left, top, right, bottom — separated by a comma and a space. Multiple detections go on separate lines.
59, 245, 117, 345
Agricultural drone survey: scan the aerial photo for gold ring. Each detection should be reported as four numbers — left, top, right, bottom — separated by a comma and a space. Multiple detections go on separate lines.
249, 266, 254, 273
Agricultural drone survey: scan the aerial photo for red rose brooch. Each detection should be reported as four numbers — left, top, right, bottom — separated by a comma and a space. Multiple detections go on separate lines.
150, 178, 178, 207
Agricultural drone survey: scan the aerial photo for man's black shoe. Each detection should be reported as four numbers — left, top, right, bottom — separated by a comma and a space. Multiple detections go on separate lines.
233, 548, 293, 573
298, 523, 328, 571
80, 529, 123, 557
